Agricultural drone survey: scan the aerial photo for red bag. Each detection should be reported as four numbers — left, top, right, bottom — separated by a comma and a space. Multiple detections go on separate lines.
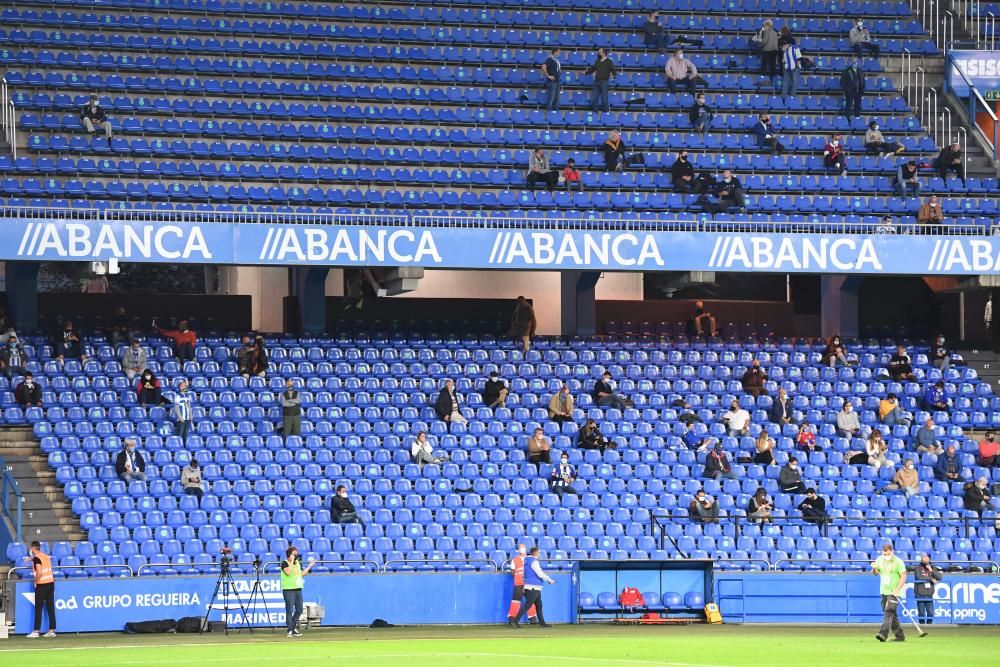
619, 587, 645, 610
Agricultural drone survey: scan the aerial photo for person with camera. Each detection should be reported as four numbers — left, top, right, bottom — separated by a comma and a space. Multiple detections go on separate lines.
281, 546, 316, 638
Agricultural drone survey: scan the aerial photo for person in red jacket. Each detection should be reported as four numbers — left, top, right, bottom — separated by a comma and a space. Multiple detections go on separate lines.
979, 431, 1000, 467
506, 544, 538, 625
155, 319, 196, 362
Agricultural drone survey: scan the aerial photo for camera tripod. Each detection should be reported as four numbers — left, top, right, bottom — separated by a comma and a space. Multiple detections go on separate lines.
201, 554, 253, 635
243, 557, 272, 634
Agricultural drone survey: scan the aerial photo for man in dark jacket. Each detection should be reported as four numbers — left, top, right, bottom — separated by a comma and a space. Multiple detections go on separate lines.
769, 388, 795, 425
434, 379, 466, 427
593, 371, 628, 410
753, 114, 785, 154
934, 445, 964, 482
114, 438, 146, 483
642, 11, 669, 51
331, 485, 366, 529
888, 345, 916, 381
235, 335, 255, 378
935, 142, 965, 185
703, 442, 738, 480
482, 371, 509, 409
508, 296, 537, 354
80, 93, 112, 144
0, 333, 28, 379
53, 320, 84, 363
741, 359, 768, 398
14, 372, 42, 407
670, 151, 696, 192
280, 378, 301, 438
797, 488, 828, 524
963, 477, 993, 515
585, 48, 617, 113
688, 93, 714, 134
912, 555, 942, 625
840, 60, 865, 119
894, 161, 922, 199
714, 170, 746, 212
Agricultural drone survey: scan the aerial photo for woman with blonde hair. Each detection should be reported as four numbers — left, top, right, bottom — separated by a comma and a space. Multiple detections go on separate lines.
866, 430, 891, 472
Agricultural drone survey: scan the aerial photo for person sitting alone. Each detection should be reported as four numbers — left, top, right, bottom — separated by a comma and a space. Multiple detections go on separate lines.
884, 459, 919, 497
963, 477, 994, 516
915, 418, 944, 455
866, 430, 892, 472
14, 372, 42, 407
703, 441, 738, 481
548, 384, 574, 423
53, 320, 85, 363
670, 151, 696, 193
823, 133, 848, 176
181, 459, 205, 503
796, 421, 822, 452
922, 380, 950, 412
115, 438, 146, 484
80, 93, 112, 145
836, 401, 861, 439
864, 120, 905, 158
136, 368, 167, 406
592, 371, 628, 410
722, 400, 750, 438
779, 457, 808, 493
527, 428, 552, 465
798, 488, 829, 524
155, 319, 197, 362
769, 387, 795, 425
741, 360, 768, 398
682, 421, 710, 452
689, 489, 720, 523
483, 371, 509, 409
331, 485, 366, 529
602, 130, 626, 171
689, 300, 717, 337
579, 418, 613, 452
549, 453, 579, 496
688, 93, 714, 135
562, 159, 583, 192
822, 335, 850, 367
978, 431, 1000, 467
665, 48, 698, 94
888, 345, 916, 382
879, 393, 909, 428
434, 378, 467, 427
747, 487, 773, 524
0, 333, 28, 379
930, 334, 951, 372
411, 431, 448, 466
933, 445, 964, 483
713, 170, 746, 213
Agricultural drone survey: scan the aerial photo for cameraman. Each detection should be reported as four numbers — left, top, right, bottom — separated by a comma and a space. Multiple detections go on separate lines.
280, 546, 315, 638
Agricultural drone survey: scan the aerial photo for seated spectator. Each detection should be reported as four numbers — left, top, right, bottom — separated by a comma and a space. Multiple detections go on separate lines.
579, 418, 612, 452
108, 305, 133, 346
642, 11, 669, 51
411, 431, 448, 466
915, 418, 944, 455
722, 400, 750, 438
823, 134, 848, 176
894, 161, 921, 199
251, 336, 268, 377
115, 438, 146, 484
121, 338, 148, 381
747, 487, 773, 524
602, 130, 626, 171
181, 459, 205, 503
930, 334, 951, 372
526, 147, 558, 191
562, 158, 583, 192
884, 459, 919, 497
682, 421, 709, 452
155, 319, 197, 362
483, 371, 510, 409
822, 335, 850, 368
136, 368, 167, 406
53, 320, 85, 363
741, 360, 768, 398
879, 393, 909, 428
592, 370, 628, 410
769, 388, 795, 425
549, 453, 579, 497
922, 380, 950, 412
754, 430, 776, 465
0, 332, 28, 379
864, 120, 904, 158
665, 48, 698, 94
836, 402, 861, 439
703, 441, 738, 480
917, 195, 944, 225
888, 345, 916, 382
796, 421, 822, 452
798, 488, 829, 524
172, 380, 194, 438
753, 114, 785, 155
689, 300, 717, 337
877, 214, 896, 234
670, 151, 696, 192
866, 430, 891, 472
978, 431, 1000, 467
714, 170, 747, 213
935, 142, 965, 186
80, 93, 112, 144
848, 18, 880, 57
689, 489, 720, 523
527, 427, 552, 465
331, 484, 366, 529
508, 296, 537, 354
963, 477, 994, 515
14, 372, 42, 407
236, 336, 254, 374
779, 457, 808, 493
547, 384, 574, 422
434, 378, 467, 426
688, 93, 714, 135
934, 445, 964, 482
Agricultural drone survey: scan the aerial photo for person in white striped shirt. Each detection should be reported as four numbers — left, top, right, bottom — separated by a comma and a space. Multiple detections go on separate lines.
171, 380, 194, 439
779, 41, 802, 99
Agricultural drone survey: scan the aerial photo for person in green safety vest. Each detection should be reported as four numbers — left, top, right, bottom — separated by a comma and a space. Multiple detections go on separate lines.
280, 546, 316, 638
872, 542, 908, 642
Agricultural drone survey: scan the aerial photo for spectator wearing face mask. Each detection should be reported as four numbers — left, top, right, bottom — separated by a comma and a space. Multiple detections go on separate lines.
688, 94, 714, 135
671, 151, 696, 192
120, 339, 148, 381
930, 334, 951, 372
741, 360, 768, 398
155, 319, 197, 362
541, 47, 562, 112
978, 431, 1000, 466
779, 457, 808, 493
779, 41, 803, 99
434, 378, 467, 427
115, 438, 146, 483
963, 477, 994, 515
526, 147, 559, 192
922, 380, 950, 412
331, 484, 366, 529
935, 142, 965, 186
181, 459, 205, 502
840, 59, 865, 120
714, 170, 746, 213
917, 195, 944, 226
592, 371, 628, 410
527, 428, 552, 465
887, 345, 916, 382
885, 458, 919, 496
722, 400, 750, 438
933, 445, 964, 482
823, 133, 848, 176
836, 402, 861, 439
585, 48, 617, 113
665, 48, 698, 94
769, 388, 795, 426
483, 371, 510, 409
753, 114, 785, 155
915, 418, 944, 455
549, 454, 578, 496
796, 421, 822, 452
171, 380, 194, 438
0, 332, 28, 379
848, 18, 880, 57
136, 369, 167, 406
281, 379, 302, 438
864, 120, 905, 158
689, 489, 720, 523
548, 384, 574, 423
879, 393, 909, 428
703, 441, 738, 481
912, 555, 942, 625
80, 93, 112, 145
53, 320, 85, 363
822, 335, 850, 368
14, 372, 42, 407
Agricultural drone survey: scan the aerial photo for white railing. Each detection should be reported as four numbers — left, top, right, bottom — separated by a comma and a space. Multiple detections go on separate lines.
0, 78, 16, 159
987, 11, 998, 49
950, 0, 985, 48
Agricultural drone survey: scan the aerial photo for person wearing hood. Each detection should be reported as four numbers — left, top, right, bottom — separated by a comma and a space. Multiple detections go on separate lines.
864, 120, 904, 158
80, 93, 112, 144
0, 332, 28, 379
121, 338, 148, 381
848, 18, 880, 57
155, 319, 197, 362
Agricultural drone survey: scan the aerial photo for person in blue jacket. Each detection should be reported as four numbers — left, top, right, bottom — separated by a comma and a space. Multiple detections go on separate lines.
922, 380, 950, 412
933, 445, 965, 483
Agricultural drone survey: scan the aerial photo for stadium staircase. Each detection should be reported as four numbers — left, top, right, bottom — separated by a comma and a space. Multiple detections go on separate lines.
0, 426, 86, 549
960, 350, 1000, 400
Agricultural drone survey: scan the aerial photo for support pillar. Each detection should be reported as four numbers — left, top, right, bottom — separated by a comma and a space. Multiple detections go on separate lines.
820, 275, 863, 339
289, 267, 329, 335
5, 262, 39, 332
561, 271, 600, 336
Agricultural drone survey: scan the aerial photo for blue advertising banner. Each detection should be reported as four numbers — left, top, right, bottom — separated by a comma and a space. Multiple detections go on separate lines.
948, 50, 1000, 98
5, 218, 1000, 275
14, 571, 578, 633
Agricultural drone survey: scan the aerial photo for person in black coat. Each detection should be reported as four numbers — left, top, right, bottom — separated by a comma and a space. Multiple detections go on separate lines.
935, 142, 965, 185
14, 373, 42, 407
840, 60, 865, 119
798, 488, 828, 524
434, 379, 467, 426
53, 320, 85, 362
714, 170, 746, 212
80, 93, 112, 143
331, 485, 366, 529
769, 388, 795, 425
670, 151, 696, 192
482, 371, 509, 409
114, 438, 146, 483
688, 92, 714, 134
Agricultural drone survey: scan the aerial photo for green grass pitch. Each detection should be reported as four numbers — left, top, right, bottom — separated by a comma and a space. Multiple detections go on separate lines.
1, 624, 998, 667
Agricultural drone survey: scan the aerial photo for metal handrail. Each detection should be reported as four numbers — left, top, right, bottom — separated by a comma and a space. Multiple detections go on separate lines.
945, 55, 999, 159
772, 557, 1000, 570
0, 454, 23, 544
261, 559, 382, 573
6, 564, 134, 579
136, 561, 233, 576
989, 12, 998, 50
382, 558, 499, 572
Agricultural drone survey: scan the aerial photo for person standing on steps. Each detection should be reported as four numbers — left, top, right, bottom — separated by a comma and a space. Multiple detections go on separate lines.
509, 546, 554, 628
